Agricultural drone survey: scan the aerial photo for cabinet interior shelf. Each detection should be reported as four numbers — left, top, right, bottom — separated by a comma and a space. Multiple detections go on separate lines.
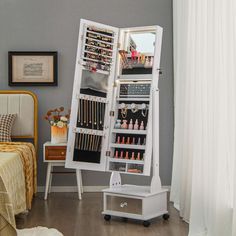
112, 129, 147, 135
116, 97, 150, 102
108, 158, 144, 165
110, 143, 146, 150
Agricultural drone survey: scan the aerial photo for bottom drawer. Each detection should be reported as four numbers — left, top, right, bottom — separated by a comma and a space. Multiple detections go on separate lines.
106, 195, 142, 215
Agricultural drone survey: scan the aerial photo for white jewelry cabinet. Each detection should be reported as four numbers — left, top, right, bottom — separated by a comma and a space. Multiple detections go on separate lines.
66, 19, 169, 226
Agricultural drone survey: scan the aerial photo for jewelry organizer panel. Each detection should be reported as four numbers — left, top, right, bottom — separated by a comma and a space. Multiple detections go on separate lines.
106, 79, 152, 176
66, 19, 119, 171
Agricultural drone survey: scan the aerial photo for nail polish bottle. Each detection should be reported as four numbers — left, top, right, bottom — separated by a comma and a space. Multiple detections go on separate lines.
125, 151, 129, 159
134, 119, 139, 130
137, 137, 141, 145
121, 137, 125, 144
140, 121, 144, 130
131, 137, 135, 145
128, 119, 133, 130
121, 120, 128, 129
143, 138, 146, 145
120, 151, 124, 159
117, 136, 120, 144
131, 152, 135, 160
137, 152, 141, 160
126, 137, 130, 145
115, 151, 119, 158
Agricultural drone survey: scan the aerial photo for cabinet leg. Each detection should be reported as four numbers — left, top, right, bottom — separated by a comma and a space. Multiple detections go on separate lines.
79, 170, 83, 193
76, 169, 82, 200
44, 163, 52, 200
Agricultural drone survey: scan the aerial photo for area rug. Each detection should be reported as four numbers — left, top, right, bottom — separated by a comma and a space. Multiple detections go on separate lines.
17, 226, 63, 236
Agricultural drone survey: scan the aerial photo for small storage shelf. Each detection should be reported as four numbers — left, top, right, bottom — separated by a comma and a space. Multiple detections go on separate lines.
110, 143, 145, 150
116, 98, 150, 102
108, 157, 144, 164
112, 129, 147, 135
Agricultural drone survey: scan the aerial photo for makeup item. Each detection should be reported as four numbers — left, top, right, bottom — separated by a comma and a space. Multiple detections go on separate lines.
131, 152, 135, 160
128, 119, 133, 130
141, 54, 146, 64
121, 120, 128, 129
115, 150, 119, 158
121, 137, 125, 144
126, 137, 130, 145
130, 103, 138, 113
137, 152, 141, 160
114, 119, 121, 129
137, 137, 141, 145
134, 119, 139, 130
116, 136, 121, 144
125, 151, 129, 159
140, 121, 144, 130
120, 151, 124, 159
141, 103, 148, 117
131, 137, 135, 145
143, 138, 146, 145
120, 103, 128, 118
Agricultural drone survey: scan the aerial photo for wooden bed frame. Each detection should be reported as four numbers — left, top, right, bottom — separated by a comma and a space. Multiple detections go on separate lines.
0, 90, 38, 153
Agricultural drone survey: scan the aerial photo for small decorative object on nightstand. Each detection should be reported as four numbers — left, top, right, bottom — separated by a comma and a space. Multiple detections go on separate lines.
44, 107, 70, 144
43, 142, 83, 200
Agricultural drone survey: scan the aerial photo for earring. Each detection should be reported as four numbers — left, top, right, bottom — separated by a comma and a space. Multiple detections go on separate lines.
130, 103, 138, 113
120, 103, 128, 118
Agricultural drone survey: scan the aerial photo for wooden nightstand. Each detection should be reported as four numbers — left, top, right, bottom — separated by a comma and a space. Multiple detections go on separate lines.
43, 142, 83, 200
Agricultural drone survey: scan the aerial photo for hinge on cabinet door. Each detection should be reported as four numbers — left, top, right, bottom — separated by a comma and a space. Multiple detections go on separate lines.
109, 111, 115, 116
117, 42, 121, 48
106, 151, 111, 156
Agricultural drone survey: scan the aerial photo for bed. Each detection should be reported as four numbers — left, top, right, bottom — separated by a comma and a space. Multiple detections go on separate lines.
0, 90, 38, 235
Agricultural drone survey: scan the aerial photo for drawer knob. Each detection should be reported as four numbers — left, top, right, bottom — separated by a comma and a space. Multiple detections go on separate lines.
120, 202, 128, 208
61, 152, 65, 155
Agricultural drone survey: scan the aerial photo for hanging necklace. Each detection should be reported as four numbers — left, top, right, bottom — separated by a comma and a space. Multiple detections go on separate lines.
141, 103, 148, 117
80, 99, 83, 126
86, 99, 89, 126
92, 101, 94, 129
89, 100, 92, 124
94, 101, 97, 126
78, 99, 81, 124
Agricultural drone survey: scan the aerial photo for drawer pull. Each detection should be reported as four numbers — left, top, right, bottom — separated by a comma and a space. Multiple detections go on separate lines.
120, 202, 128, 208
61, 152, 65, 155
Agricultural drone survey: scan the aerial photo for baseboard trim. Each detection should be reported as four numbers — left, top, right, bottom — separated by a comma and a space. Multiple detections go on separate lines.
37, 185, 171, 193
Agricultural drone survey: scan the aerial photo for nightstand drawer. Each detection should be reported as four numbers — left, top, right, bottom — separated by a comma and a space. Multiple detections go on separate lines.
45, 146, 67, 160
106, 195, 142, 215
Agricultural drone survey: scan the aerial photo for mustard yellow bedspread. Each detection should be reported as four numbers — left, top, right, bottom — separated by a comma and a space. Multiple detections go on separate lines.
0, 142, 37, 235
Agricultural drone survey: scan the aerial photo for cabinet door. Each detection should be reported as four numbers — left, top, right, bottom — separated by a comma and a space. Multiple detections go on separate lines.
66, 19, 119, 171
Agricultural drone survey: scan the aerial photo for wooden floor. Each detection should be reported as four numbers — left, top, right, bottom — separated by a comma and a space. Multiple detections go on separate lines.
16, 192, 188, 236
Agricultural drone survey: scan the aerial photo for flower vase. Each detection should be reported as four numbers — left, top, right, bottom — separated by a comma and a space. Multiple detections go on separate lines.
51, 126, 67, 144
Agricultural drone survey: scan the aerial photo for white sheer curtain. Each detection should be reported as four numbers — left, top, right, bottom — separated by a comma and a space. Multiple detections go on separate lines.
171, 0, 236, 235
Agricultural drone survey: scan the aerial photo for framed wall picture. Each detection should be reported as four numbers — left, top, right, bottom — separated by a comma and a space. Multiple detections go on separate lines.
8, 51, 58, 86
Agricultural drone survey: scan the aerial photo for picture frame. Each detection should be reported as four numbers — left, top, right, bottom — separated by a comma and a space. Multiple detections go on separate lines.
8, 51, 58, 86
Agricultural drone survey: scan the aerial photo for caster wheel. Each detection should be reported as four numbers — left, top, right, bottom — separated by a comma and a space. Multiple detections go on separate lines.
143, 221, 151, 227
104, 215, 111, 221
163, 214, 170, 220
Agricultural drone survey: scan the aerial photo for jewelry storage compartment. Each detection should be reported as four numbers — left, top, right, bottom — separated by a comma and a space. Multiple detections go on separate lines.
106, 79, 152, 176
106, 194, 143, 215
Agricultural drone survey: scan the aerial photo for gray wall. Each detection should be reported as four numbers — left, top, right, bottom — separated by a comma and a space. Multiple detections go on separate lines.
0, 0, 173, 187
